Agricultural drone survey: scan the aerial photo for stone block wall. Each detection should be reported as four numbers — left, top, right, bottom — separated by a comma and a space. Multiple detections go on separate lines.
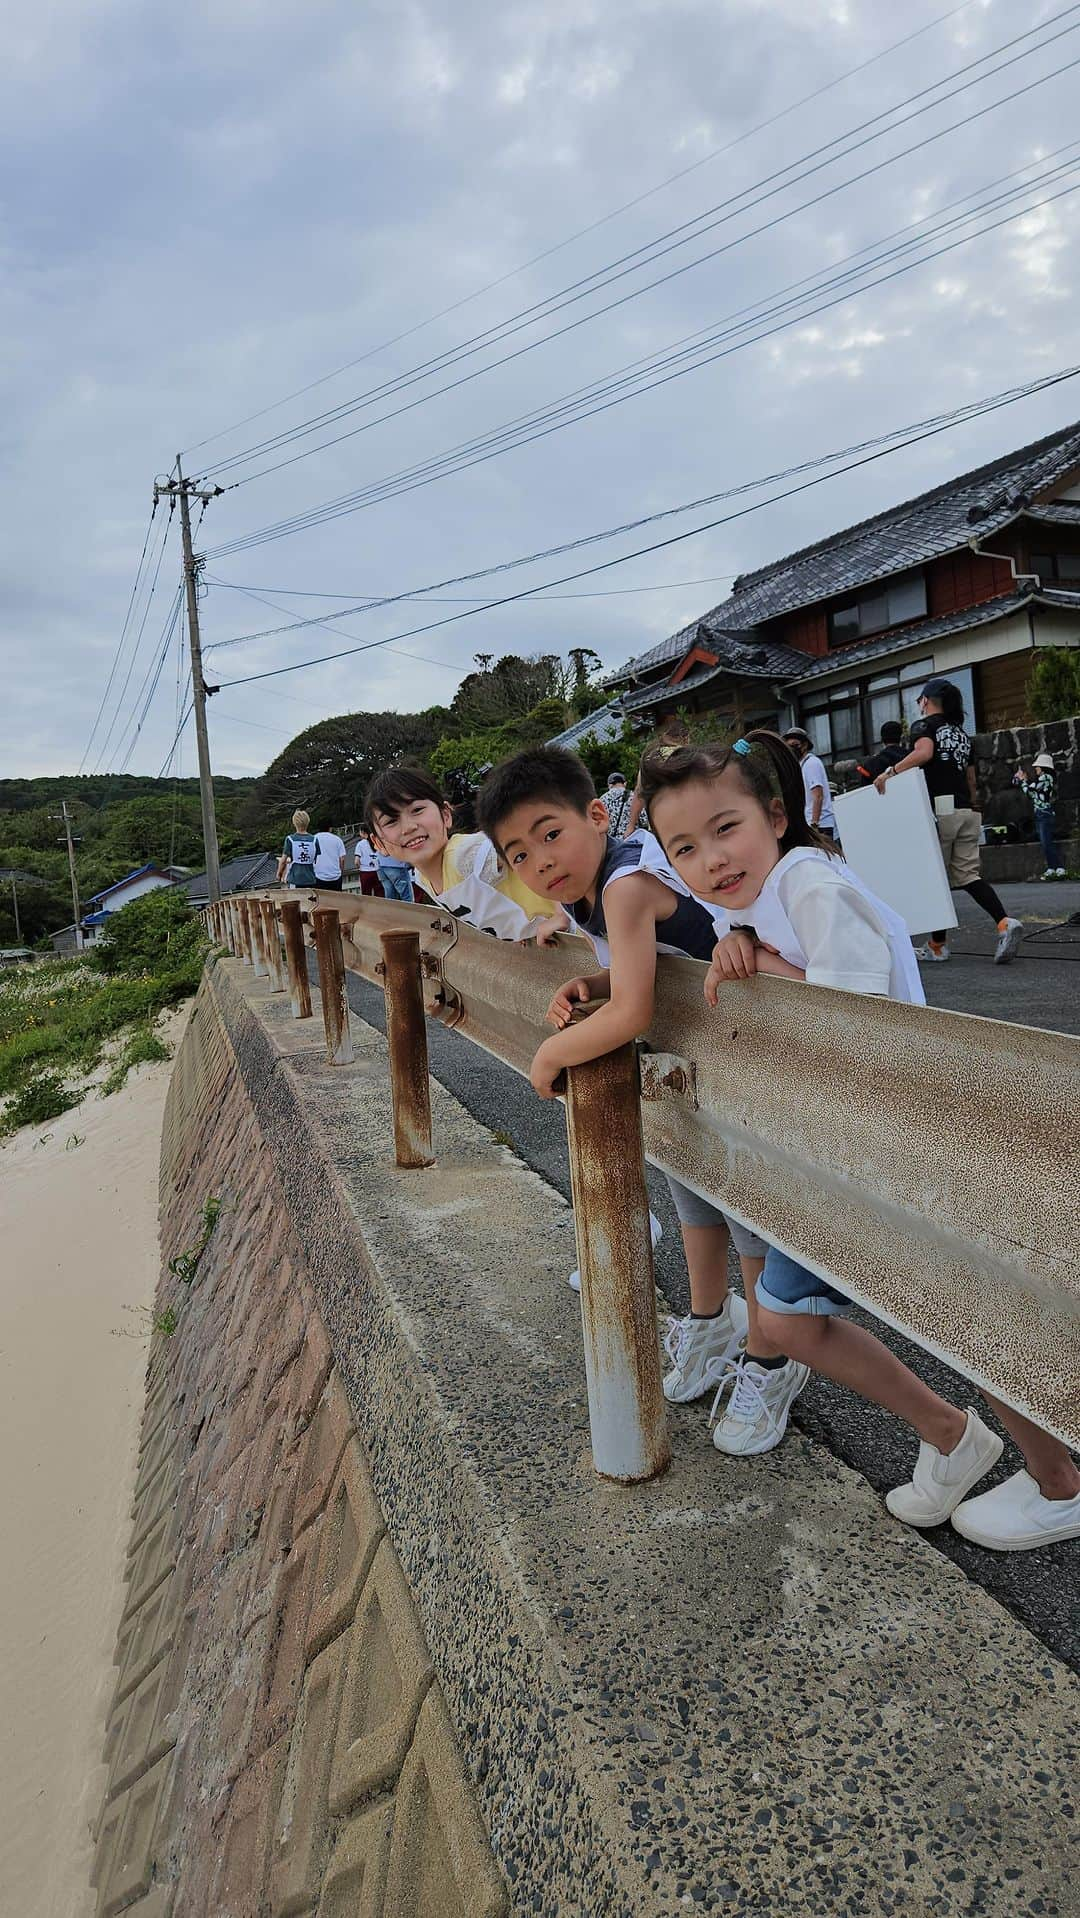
89, 990, 508, 1917
973, 713, 1078, 840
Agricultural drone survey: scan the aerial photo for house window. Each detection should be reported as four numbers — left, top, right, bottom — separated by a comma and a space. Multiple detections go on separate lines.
1031, 552, 1080, 582
828, 570, 927, 645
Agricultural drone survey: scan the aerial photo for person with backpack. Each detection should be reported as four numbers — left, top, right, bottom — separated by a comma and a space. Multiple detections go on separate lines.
277, 810, 319, 887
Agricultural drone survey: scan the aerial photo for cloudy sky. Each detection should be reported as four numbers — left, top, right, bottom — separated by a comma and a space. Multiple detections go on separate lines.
5, 0, 1080, 780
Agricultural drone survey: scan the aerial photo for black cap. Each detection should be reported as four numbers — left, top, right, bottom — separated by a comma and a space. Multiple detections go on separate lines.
919, 676, 955, 701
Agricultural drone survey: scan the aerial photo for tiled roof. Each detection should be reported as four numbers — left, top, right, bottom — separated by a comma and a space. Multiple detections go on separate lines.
605, 418, 1080, 685
548, 698, 631, 749
1022, 502, 1080, 526
180, 852, 278, 901
782, 592, 1030, 687
87, 862, 164, 904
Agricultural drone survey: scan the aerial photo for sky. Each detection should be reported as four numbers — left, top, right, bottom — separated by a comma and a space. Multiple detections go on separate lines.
4, 0, 1080, 780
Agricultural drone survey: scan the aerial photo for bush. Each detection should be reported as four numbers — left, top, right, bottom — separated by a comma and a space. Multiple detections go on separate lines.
91, 887, 205, 981
1027, 649, 1080, 724
100, 1025, 173, 1096
1, 1071, 83, 1136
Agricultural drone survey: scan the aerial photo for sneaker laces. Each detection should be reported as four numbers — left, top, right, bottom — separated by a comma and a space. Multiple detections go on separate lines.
663, 1314, 693, 1369
707, 1353, 782, 1439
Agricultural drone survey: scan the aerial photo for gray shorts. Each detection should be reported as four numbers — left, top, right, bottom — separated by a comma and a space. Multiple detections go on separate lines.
665, 1175, 768, 1259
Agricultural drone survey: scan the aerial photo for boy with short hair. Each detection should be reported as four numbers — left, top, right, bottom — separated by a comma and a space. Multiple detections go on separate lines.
476, 746, 807, 1454
364, 765, 564, 943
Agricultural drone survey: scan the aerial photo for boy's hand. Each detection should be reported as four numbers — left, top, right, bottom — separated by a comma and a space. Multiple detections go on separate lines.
530, 1036, 567, 1099
546, 976, 593, 1029
530, 911, 568, 948
704, 929, 758, 1005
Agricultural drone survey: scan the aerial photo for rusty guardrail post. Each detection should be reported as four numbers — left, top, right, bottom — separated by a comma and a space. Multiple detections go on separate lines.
236, 898, 252, 964
280, 900, 312, 1019
248, 896, 268, 977
312, 908, 354, 1064
564, 1041, 671, 1483
260, 900, 286, 992
379, 929, 434, 1168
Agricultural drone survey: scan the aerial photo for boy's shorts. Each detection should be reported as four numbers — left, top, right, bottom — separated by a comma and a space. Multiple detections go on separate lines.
665, 1175, 768, 1260
756, 1248, 850, 1318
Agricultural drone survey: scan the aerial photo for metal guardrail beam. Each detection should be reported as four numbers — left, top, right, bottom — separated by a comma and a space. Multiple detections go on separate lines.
235, 890, 1080, 1447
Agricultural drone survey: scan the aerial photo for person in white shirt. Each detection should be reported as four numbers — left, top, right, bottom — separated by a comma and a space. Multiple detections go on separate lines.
782, 728, 836, 838
312, 830, 347, 891
353, 833, 380, 896
640, 728, 1080, 1547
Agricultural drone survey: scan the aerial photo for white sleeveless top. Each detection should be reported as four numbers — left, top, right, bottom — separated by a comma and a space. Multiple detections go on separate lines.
714, 846, 924, 1006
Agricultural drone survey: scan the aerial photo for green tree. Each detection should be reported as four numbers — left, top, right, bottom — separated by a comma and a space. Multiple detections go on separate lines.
1027, 649, 1080, 723
240, 708, 451, 837
91, 887, 205, 982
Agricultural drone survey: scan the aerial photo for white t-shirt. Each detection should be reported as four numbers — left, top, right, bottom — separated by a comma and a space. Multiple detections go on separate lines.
728, 847, 924, 1004
800, 753, 835, 832
354, 837, 378, 873
313, 832, 346, 880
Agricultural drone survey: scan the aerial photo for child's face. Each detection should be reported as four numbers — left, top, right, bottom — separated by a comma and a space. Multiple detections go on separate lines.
496, 796, 610, 902
649, 766, 786, 910
371, 797, 452, 865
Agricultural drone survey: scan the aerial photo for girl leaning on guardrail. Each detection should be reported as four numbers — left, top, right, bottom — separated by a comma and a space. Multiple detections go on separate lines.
638, 731, 1080, 1552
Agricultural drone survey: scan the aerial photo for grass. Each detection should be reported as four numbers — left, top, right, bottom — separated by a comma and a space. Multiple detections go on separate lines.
0, 894, 207, 1138
167, 1194, 223, 1285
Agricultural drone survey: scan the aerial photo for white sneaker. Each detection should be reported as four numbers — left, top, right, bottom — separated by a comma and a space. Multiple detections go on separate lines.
915, 943, 950, 963
662, 1293, 749, 1403
568, 1209, 662, 1292
885, 1410, 1003, 1528
1055, 867, 1067, 878
993, 917, 1024, 964
708, 1354, 810, 1456
951, 1468, 1080, 1551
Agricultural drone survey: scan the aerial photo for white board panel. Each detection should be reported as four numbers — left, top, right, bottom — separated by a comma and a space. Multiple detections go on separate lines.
832, 770, 957, 935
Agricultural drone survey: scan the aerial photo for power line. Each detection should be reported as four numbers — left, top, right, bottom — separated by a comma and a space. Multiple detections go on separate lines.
205, 573, 740, 604
180, 0, 982, 462
91, 509, 176, 773
78, 499, 159, 774
213, 361, 1080, 691
208, 142, 1080, 557
204, 362, 1080, 661
200, 7, 1080, 489
114, 589, 185, 776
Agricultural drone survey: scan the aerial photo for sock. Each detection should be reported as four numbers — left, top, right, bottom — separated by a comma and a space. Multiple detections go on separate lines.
691, 1308, 721, 1320
744, 1351, 787, 1371
997, 918, 1009, 932
928, 938, 946, 952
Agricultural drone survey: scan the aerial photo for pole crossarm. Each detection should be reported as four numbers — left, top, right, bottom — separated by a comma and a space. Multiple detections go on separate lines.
239, 889, 1080, 1448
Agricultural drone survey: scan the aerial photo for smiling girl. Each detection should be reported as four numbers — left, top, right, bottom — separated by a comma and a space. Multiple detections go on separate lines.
638, 731, 1035, 1535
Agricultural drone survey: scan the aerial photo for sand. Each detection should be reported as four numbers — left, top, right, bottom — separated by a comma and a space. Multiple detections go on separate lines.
0, 1015, 185, 1918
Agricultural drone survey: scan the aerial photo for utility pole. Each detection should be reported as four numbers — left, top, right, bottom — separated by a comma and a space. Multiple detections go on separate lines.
53, 800, 83, 950
10, 878, 21, 945
155, 464, 225, 904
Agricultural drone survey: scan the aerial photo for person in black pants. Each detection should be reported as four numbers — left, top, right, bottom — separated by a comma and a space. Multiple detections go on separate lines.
875, 677, 1023, 965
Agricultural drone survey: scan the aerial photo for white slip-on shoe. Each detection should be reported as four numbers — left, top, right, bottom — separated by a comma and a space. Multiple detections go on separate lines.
569, 1209, 662, 1292
915, 943, 950, 963
662, 1292, 749, 1403
993, 918, 1024, 964
885, 1410, 1003, 1528
708, 1354, 810, 1456
951, 1469, 1080, 1551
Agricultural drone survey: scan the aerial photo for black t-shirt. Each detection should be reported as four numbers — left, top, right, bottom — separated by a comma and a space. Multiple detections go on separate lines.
860, 743, 906, 784
910, 714, 972, 809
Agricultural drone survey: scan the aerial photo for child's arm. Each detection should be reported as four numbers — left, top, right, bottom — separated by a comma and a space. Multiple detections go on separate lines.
528, 909, 570, 947
530, 877, 661, 1097
546, 970, 611, 1029
703, 932, 804, 1006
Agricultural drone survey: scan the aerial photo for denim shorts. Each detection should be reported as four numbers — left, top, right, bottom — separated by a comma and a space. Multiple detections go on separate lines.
756, 1248, 850, 1318
664, 1175, 768, 1260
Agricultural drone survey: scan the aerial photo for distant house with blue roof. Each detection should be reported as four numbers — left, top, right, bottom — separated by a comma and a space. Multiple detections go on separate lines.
79, 863, 190, 945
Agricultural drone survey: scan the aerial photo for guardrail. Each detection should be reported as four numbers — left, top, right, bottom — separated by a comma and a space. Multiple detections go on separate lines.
206, 889, 1080, 1475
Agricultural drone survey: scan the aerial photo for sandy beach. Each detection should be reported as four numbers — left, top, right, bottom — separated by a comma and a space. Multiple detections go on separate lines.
0, 1018, 184, 1918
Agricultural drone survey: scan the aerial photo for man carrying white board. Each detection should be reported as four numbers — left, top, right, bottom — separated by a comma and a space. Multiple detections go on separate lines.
874, 676, 1023, 967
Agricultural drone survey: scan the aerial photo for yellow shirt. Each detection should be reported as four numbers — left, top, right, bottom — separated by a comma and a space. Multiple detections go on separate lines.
415, 832, 555, 939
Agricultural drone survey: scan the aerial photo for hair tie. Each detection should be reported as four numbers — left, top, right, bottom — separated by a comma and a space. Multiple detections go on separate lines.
732, 737, 752, 757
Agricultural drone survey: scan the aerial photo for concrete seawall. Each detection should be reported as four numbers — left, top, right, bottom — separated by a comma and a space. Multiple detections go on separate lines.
88, 956, 1078, 1915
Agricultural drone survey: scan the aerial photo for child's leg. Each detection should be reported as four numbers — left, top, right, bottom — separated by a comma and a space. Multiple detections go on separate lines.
979, 1393, 1079, 1498
661, 1180, 747, 1404
756, 1250, 1002, 1524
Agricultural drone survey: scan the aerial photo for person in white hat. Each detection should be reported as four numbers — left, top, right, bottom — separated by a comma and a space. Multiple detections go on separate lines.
1014, 751, 1065, 878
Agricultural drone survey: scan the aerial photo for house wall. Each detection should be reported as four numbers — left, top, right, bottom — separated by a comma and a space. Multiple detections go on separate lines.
927, 547, 1015, 617
100, 874, 173, 913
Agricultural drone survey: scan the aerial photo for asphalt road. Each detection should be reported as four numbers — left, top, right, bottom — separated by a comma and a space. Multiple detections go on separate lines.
333, 876, 1079, 1674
